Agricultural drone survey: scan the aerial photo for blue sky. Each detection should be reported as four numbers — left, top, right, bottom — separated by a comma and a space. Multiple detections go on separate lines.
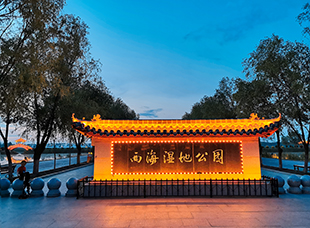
64, 0, 309, 119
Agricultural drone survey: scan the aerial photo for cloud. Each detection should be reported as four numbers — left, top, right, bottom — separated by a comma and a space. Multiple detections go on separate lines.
139, 108, 163, 118
215, 9, 272, 44
184, 5, 279, 44
184, 26, 210, 41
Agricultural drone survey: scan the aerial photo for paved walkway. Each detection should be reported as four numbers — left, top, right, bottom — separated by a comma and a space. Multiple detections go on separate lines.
40, 164, 93, 194
2, 166, 310, 228
261, 168, 302, 190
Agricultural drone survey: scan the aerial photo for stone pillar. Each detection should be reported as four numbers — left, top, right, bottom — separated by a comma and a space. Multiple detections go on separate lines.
287, 175, 302, 194
47, 178, 61, 197
0, 178, 11, 197
273, 176, 285, 194
31, 178, 45, 197
65, 177, 78, 197
301, 175, 310, 194
11, 179, 24, 197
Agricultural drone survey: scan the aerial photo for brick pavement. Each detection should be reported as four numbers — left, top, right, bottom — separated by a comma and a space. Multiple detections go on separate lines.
1, 166, 310, 228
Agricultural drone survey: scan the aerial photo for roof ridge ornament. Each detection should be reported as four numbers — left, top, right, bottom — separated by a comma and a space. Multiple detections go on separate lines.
249, 113, 259, 120
72, 113, 78, 122
248, 113, 281, 122
92, 114, 101, 121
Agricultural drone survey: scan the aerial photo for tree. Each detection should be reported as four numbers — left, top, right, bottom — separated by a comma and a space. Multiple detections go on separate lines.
0, 0, 65, 178
59, 79, 114, 164
233, 79, 273, 118
243, 34, 310, 173
0, 0, 65, 82
60, 79, 138, 164
0, 59, 26, 180
232, 78, 282, 167
109, 98, 138, 120
19, 14, 96, 175
0, 0, 22, 39
183, 77, 236, 119
0, 1, 139, 176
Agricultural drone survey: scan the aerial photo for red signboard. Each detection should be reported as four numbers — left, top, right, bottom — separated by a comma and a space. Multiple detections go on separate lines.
112, 140, 243, 175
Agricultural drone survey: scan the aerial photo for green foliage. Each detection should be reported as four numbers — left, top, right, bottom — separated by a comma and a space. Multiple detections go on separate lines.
0, 0, 66, 82
0, 0, 68, 179
108, 98, 138, 120
233, 78, 274, 118
57, 77, 138, 165
243, 34, 310, 171
0, 1, 138, 174
183, 77, 236, 119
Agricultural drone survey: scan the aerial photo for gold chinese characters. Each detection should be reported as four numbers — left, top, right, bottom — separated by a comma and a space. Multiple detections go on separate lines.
130, 149, 224, 165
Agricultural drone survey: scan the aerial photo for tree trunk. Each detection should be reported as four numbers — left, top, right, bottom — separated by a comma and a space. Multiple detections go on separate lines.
77, 144, 81, 164
32, 144, 45, 175
5, 149, 13, 182
304, 143, 309, 174
33, 158, 40, 176
4, 139, 13, 181
276, 130, 282, 169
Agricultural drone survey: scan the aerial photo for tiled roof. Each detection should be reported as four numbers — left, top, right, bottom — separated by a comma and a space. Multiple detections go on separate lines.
71, 113, 281, 138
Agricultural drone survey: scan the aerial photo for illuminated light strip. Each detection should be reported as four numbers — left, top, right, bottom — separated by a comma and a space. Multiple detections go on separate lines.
8, 143, 33, 151
112, 140, 242, 144
239, 142, 244, 173
113, 172, 244, 175
111, 141, 115, 175
110, 140, 244, 175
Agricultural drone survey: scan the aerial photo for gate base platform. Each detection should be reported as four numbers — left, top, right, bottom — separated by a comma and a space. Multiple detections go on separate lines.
77, 177, 278, 198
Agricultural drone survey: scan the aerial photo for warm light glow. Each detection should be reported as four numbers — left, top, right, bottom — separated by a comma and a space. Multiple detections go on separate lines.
15, 138, 26, 143
8, 144, 33, 151
74, 114, 267, 181
111, 139, 244, 176
72, 113, 281, 138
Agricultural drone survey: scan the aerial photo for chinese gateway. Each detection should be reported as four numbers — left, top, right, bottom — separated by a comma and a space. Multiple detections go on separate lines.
72, 113, 280, 180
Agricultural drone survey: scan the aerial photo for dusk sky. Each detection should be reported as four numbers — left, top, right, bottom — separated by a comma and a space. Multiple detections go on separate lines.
64, 0, 309, 119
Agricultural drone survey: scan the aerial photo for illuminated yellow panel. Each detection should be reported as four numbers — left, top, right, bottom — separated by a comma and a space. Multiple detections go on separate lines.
90, 136, 261, 180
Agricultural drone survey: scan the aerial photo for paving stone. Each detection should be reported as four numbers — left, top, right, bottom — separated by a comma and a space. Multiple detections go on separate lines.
130, 218, 183, 227
3, 166, 310, 227
181, 218, 211, 227
47, 220, 81, 228
168, 211, 193, 219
